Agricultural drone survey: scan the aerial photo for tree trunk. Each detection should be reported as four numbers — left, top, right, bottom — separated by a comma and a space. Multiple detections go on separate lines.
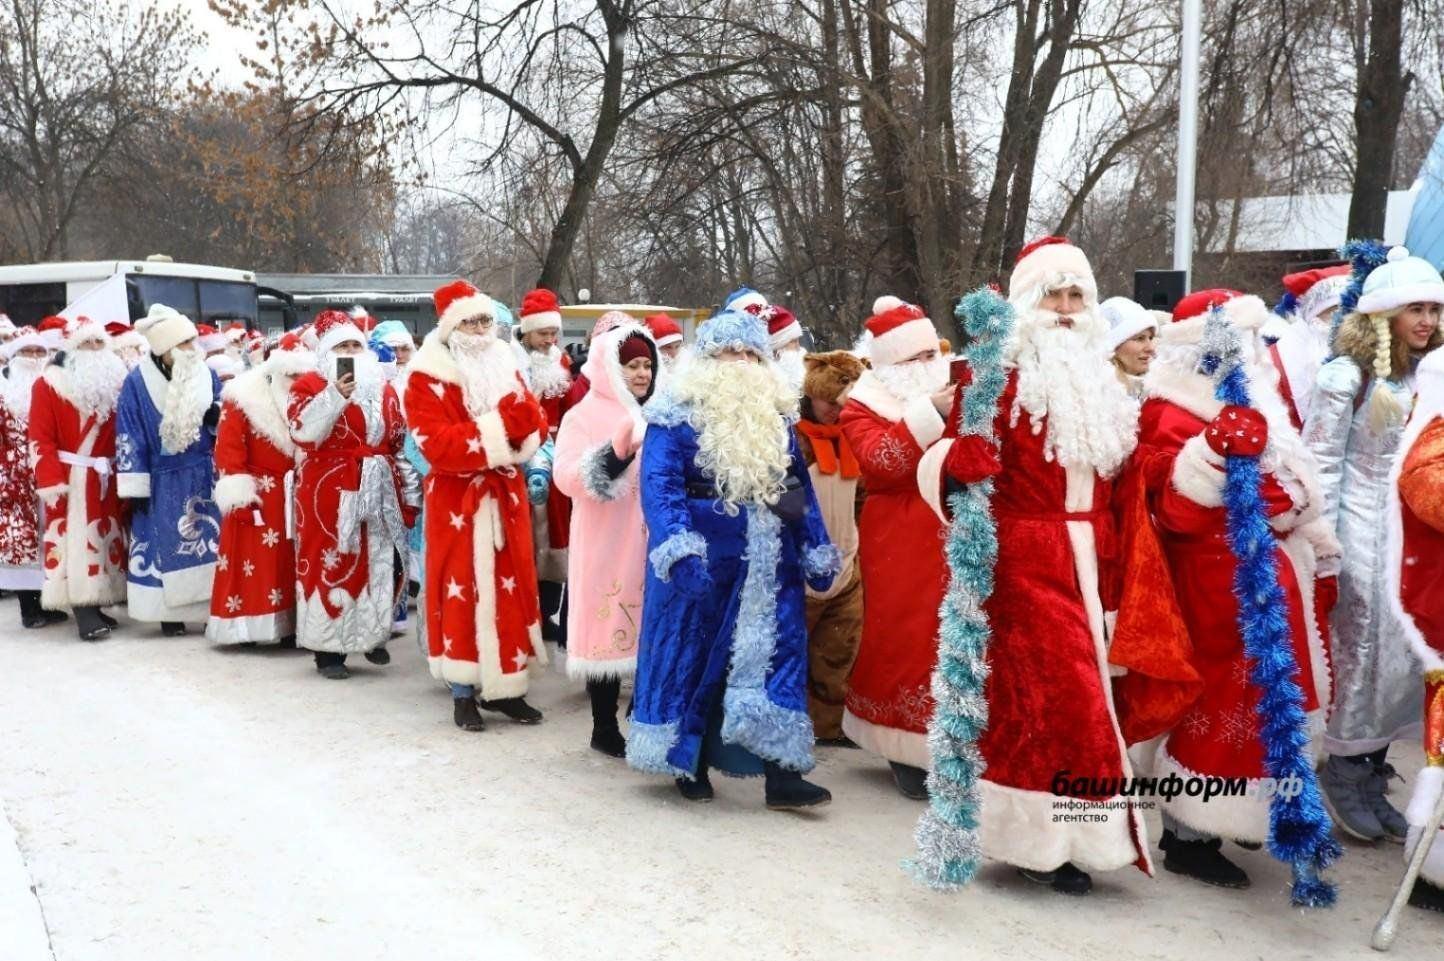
1346, 0, 1410, 239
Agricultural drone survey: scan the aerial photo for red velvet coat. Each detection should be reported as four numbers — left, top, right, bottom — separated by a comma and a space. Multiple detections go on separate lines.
287, 372, 411, 654
206, 368, 300, 644
405, 335, 549, 697
28, 364, 127, 610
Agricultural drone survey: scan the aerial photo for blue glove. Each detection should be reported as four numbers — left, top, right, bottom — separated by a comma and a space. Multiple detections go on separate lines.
806, 570, 836, 594
670, 554, 712, 599
526, 472, 549, 505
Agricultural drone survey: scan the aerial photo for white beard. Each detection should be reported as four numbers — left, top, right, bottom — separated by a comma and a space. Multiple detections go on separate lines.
65, 348, 128, 419
2, 357, 43, 420
160, 347, 215, 454
776, 348, 807, 394
525, 343, 571, 399
873, 354, 949, 403
672, 356, 797, 508
452, 332, 521, 417
1008, 308, 1139, 478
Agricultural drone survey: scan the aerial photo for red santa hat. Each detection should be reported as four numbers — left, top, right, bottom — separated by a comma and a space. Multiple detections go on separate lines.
432, 280, 495, 344
195, 323, 229, 354
104, 321, 148, 356
1281, 264, 1351, 324
2, 325, 47, 359
61, 314, 110, 352
644, 313, 683, 349
1163, 288, 1269, 345
863, 301, 940, 368
267, 330, 317, 378
518, 288, 563, 334
1008, 235, 1097, 305
223, 321, 249, 343
36, 315, 68, 351
312, 309, 366, 356
766, 306, 803, 352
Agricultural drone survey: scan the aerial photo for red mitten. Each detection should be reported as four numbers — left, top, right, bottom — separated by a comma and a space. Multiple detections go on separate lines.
1315, 575, 1339, 616
1205, 404, 1268, 458
944, 435, 1002, 484
497, 393, 543, 446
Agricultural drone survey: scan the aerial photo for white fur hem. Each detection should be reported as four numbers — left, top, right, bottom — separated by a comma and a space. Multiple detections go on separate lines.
902, 394, 945, 449
1170, 433, 1225, 507
118, 472, 151, 499
565, 654, 638, 681
980, 779, 1150, 874
126, 581, 208, 624
38, 484, 66, 508
916, 439, 953, 524
213, 473, 259, 514
841, 708, 930, 768
205, 610, 296, 645
1152, 744, 1270, 842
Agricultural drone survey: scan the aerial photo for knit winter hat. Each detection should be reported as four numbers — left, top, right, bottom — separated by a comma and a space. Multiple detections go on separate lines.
618, 332, 653, 366
312, 309, 366, 356
1356, 246, 1444, 314
135, 303, 197, 356
518, 288, 563, 334
1100, 296, 1157, 353
1009, 235, 1097, 305
863, 299, 939, 368
644, 313, 683, 349
432, 280, 495, 344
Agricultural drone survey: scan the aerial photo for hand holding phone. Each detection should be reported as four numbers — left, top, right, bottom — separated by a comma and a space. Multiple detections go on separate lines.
335, 355, 356, 398
949, 357, 968, 385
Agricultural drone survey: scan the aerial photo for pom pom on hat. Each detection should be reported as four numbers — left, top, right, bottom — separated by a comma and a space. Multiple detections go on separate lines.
872, 295, 905, 315
518, 288, 562, 334
312, 308, 366, 356
1354, 245, 1444, 315
134, 303, 197, 356
433, 280, 495, 344
863, 301, 939, 368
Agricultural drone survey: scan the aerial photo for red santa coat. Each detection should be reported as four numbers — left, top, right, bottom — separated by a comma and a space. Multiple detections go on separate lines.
28, 364, 127, 610
917, 370, 1150, 875
1118, 364, 1332, 843
0, 385, 41, 589
287, 372, 412, 654
405, 334, 548, 698
205, 367, 300, 644
838, 372, 950, 766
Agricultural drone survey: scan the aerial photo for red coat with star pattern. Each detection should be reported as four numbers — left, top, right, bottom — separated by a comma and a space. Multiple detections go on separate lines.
405, 334, 548, 697
206, 367, 300, 644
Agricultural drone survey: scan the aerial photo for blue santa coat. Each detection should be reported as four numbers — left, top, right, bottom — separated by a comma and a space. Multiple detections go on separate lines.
627, 393, 839, 779
115, 356, 222, 620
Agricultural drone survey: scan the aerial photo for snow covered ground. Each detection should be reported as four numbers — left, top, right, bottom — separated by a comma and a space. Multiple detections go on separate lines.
0, 614, 1438, 961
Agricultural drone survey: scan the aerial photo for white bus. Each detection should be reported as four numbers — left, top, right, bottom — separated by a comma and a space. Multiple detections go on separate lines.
0, 258, 261, 328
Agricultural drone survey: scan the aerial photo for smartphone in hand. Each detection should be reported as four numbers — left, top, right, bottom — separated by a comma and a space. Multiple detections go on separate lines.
335, 356, 355, 381
949, 357, 968, 385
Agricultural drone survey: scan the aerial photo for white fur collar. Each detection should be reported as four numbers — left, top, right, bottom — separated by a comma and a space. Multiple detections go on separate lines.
408, 330, 518, 386
1145, 361, 1223, 421
139, 352, 171, 412
41, 362, 115, 420
845, 370, 904, 422
221, 367, 295, 456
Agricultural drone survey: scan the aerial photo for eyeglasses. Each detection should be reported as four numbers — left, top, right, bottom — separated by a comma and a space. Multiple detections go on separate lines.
457, 315, 494, 331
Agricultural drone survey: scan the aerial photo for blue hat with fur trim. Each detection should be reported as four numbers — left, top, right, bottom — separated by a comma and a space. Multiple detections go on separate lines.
720, 286, 768, 315
695, 309, 770, 359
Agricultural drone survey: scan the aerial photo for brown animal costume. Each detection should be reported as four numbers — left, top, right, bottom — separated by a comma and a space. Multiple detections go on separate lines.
796, 350, 867, 739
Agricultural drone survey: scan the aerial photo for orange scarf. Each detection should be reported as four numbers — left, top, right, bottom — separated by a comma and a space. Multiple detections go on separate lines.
798, 420, 860, 478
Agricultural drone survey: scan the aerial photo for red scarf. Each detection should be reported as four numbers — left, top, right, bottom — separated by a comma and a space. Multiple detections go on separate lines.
798, 419, 859, 478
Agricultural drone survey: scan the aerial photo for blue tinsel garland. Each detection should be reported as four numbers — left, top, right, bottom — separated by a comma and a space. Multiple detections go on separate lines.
1328, 238, 1390, 359
1197, 308, 1343, 907
907, 287, 1013, 889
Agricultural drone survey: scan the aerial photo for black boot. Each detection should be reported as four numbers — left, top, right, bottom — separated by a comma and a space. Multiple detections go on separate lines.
97, 610, 118, 629
19, 590, 46, 629
1018, 862, 1092, 896
277, 635, 297, 649
1411, 878, 1444, 914
478, 696, 543, 724
1163, 837, 1251, 889
161, 621, 187, 637
315, 651, 350, 680
587, 678, 626, 758
453, 696, 485, 732
764, 761, 832, 810
890, 761, 929, 801
73, 606, 110, 641
364, 646, 391, 665
676, 769, 714, 802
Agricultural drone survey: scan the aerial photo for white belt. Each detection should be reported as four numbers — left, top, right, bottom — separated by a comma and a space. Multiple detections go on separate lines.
59, 452, 112, 498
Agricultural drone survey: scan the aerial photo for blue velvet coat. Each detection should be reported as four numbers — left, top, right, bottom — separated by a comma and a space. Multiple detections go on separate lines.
627, 394, 840, 778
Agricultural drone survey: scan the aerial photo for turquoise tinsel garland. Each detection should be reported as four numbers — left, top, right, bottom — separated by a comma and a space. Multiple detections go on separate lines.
1197, 307, 1343, 907
907, 287, 1013, 889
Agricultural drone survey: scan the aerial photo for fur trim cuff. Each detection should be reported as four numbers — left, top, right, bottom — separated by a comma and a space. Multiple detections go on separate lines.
118, 472, 151, 499
902, 394, 945, 449
38, 483, 66, 509
477, 409, 517, 467
290, 382, 347, 445
802, 542, 842, 580
578, 440, 636, 502
648, 529, 706, 581
1170, 434, 1225, 507
213, 473, 259, 514
626, 719, 690, 777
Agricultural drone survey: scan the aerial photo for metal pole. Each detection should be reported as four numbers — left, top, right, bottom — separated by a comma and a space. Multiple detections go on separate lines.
1174, 0, 1202, 285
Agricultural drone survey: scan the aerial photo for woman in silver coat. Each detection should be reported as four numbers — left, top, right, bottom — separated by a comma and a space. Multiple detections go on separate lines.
1303, 245, 1444, 843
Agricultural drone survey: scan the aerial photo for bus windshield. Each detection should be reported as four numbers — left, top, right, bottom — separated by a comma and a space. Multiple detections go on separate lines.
127, 275, 258, 327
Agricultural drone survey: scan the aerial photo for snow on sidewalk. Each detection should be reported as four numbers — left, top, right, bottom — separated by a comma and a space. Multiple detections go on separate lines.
0, 801, 54, 961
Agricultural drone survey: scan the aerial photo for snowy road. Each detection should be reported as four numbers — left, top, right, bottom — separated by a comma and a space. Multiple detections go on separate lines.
0, 615, 1437, 961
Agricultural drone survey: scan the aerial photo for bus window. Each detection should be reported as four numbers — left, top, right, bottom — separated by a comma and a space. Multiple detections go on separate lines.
131, 275, 199, 321
0, 282, 66, 325
200, 280, 258, 327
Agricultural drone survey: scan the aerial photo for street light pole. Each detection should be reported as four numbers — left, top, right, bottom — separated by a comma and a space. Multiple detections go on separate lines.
1174, 0, 1202, 286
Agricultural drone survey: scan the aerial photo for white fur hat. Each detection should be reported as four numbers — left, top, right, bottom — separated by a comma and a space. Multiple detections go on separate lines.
135, 303, 198, 356
1356, 246, 1444, 315
1009, 236, 1097, 305
1100, 296, 1157, 353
